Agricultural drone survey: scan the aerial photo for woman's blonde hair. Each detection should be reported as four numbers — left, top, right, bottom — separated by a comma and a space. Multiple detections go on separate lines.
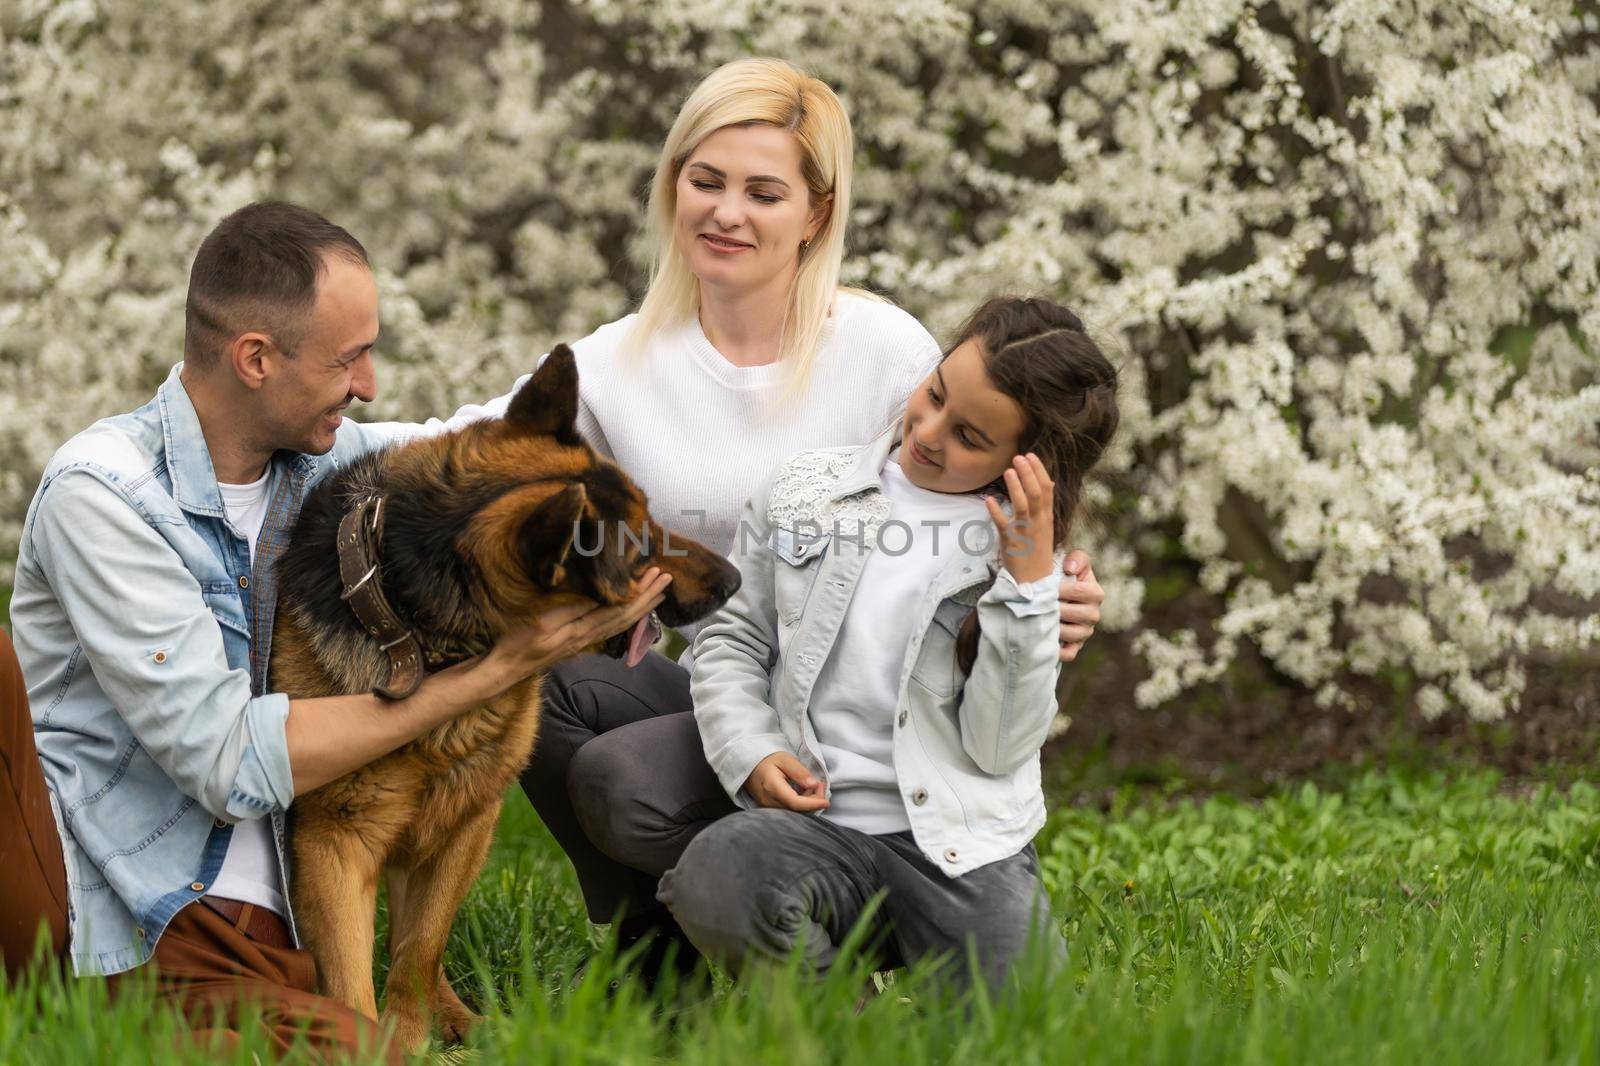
628, 57, 871, 392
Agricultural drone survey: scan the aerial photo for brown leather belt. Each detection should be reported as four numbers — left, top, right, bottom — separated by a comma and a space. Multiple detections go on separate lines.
201, 895, 296, 950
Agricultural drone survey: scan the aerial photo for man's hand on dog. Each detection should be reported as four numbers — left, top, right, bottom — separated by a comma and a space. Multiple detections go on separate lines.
745, 751, 829, 812
476, 567, 674, 695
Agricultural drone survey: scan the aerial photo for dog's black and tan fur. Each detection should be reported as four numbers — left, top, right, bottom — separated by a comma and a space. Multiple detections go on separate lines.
268, 347, 738, 1052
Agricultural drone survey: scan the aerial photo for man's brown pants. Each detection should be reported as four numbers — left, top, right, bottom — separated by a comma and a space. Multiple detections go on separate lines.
0, 627, 399, 1062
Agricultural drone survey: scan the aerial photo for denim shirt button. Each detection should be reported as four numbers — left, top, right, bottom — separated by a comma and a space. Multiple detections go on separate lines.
943, 848, 960, 863
135, 928, 146, 940
238, 575, 249, 589
190, 881, 205, 892
214, 818, 227, 829
911, 787, 928, 806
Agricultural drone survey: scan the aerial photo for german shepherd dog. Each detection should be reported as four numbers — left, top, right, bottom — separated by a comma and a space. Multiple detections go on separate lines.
268, 348, 739, 1051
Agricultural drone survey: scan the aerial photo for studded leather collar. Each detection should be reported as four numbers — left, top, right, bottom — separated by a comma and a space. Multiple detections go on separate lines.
336, 495, 425, 700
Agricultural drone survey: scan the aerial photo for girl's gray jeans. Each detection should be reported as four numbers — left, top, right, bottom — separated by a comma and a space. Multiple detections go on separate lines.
656, 806, 1060, 992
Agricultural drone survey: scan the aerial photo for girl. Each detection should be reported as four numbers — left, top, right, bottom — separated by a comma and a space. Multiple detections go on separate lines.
658, 296, 1121, 991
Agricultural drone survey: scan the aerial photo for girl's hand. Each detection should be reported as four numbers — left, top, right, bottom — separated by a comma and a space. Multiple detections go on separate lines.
985, 453, 1055, 586
744, 752, 830, 812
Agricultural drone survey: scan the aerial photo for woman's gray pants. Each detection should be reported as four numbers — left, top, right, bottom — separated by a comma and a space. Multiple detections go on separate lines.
517, 650, 735, 928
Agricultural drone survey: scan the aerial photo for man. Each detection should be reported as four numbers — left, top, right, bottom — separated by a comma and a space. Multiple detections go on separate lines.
0, 202, 663, 1058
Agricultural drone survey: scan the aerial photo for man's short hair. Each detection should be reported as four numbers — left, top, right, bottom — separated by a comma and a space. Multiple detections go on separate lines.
183, 201, 369, 370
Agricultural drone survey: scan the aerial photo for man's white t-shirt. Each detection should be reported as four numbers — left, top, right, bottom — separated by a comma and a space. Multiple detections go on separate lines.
807, 449, 990, 834
211, 469, 289, 915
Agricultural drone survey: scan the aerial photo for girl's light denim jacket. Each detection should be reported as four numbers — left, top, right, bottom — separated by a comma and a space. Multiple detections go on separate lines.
11, 365, 467, 976
690, 430, 1063, 878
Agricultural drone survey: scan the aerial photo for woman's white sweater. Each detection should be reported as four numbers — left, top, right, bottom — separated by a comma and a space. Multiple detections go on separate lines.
450, 292, 941, 594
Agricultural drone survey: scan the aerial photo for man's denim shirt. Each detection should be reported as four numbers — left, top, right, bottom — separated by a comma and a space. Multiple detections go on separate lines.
11, 365, 451, 976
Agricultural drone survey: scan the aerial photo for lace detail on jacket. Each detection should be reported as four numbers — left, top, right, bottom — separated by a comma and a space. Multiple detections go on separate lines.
766, 448, 890, 546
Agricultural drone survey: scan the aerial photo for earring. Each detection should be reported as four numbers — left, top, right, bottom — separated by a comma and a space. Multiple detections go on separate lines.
800, 237, 812, 253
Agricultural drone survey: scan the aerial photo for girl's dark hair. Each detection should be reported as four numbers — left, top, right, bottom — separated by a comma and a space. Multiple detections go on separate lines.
952, 295, 1121, 674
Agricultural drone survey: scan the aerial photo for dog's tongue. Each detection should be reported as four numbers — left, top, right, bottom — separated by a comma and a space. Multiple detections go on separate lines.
625, 613, 661, 668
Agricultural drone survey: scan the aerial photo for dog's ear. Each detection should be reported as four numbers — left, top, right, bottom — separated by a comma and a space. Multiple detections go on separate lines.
519, 483, 587, 587
505, 344, 582, 445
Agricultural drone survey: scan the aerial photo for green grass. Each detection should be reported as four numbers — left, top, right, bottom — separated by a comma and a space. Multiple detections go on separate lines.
7, 768, 1600, 1063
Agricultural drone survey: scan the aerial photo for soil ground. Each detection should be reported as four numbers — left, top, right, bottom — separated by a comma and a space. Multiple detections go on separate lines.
1051, 597, 1600, 803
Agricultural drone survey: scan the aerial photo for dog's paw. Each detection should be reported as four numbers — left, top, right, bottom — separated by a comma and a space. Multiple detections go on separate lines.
433, 972, 483, 1045
435, 1003, 484, 1046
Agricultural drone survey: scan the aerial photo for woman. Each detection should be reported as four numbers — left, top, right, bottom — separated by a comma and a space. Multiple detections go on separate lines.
496, 58, 1108, 985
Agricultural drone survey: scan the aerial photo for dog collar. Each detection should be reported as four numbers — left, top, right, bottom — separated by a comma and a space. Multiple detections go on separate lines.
337, 495, 426, 700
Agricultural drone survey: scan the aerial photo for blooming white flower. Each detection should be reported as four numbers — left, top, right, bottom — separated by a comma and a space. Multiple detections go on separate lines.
0, 0, 1594, 723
